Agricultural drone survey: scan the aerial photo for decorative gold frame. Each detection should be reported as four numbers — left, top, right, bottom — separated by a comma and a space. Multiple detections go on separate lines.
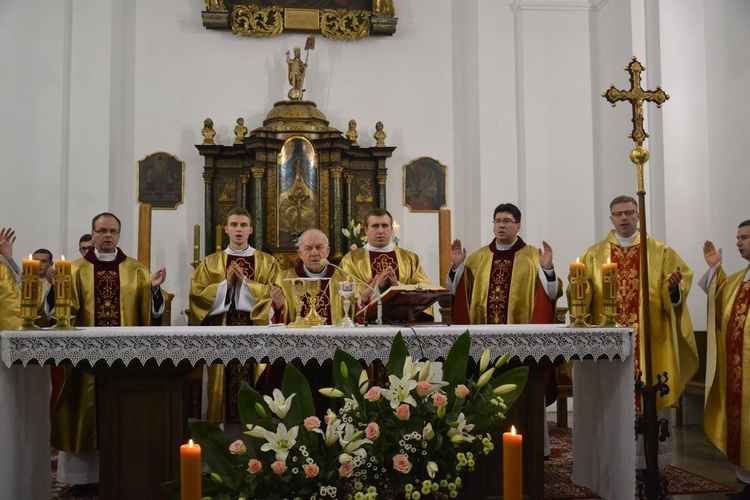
136, 151, 185, 210
403, 156, 447, 213
202, 1, 397, 39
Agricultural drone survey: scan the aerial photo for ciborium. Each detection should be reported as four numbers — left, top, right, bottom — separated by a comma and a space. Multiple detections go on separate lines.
337, 281, 356, 327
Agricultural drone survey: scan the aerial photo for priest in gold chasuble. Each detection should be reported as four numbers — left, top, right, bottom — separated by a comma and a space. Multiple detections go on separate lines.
447, 203, 560, 326
576, 196, 698, 413
189, 207, 279, 423
0, 261, 21, 331
700, 220, 750, 491
340, 208, 434, 319
52, 212, 166, 487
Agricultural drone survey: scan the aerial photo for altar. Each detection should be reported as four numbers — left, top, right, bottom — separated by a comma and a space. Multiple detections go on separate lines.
1, 324, 635, 500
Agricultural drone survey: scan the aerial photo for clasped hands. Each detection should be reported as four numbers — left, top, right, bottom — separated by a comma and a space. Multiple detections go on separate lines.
360, 266, 398, 303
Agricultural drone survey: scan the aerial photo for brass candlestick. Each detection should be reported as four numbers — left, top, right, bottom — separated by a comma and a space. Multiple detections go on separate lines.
599, 265, 623, 327
568, 264, 590, 328
51, 273, 75, 330
302, 279, 326, 327
17, 272, 40, 330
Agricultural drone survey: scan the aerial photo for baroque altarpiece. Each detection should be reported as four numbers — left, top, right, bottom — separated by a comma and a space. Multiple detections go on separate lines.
196, 100, 395, 268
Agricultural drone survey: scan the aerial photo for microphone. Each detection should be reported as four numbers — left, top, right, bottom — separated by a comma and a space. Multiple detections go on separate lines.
321, 259, 383, 325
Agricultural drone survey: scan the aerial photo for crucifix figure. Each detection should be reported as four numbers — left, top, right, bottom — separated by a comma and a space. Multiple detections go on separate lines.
602, 56, 669, 145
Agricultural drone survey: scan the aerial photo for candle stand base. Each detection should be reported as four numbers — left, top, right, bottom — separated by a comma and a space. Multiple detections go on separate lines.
51, 317, 77, 331
567, 315, 590, 328
15, 316, 41, 331
598, 315, 623, 328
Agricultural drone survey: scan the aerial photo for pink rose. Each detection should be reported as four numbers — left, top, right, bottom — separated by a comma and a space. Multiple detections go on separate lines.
364, 386, 381, 402
394, 404, 411, 421
365, 422, 380, 440
304, 416, 321, 431
455, 384, 469, 399
247, 458, 263, 474
392, 454, 413, 474
229, 439, 246, 455
303, 463, 319, 478
339, 462, 354, 477
350, 244, 358, 251
432, 392, 448, 407
271, 460, 287, 475
416, 380, 432, 397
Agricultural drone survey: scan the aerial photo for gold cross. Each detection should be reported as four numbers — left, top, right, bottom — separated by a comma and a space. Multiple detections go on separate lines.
602, 56, 669, 145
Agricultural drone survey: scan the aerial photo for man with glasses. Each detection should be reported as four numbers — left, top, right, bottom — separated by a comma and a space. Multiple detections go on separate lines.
78, 233, 94, 256
576, 195, 697, 467
447, 202, 559, 324
51, 211, 167, 494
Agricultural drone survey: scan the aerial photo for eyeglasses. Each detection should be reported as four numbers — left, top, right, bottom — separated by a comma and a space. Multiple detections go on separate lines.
94, 229, 120, 236
611, 210, 637, 218
493, 219, 518, 226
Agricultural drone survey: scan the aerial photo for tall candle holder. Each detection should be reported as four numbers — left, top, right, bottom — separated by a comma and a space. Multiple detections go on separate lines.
52, 257, 75, 330
568, 262, 590, 328
599, 263, 622, 327
302, 279, 326, 327
18, 257, 41, 330
287, 279, 308, 328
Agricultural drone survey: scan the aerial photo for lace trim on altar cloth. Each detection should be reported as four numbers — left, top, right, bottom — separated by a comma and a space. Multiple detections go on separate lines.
1, 324, 632, 368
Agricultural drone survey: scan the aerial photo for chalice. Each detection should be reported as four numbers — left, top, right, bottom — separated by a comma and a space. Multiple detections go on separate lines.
287, 278, 308, 328
337, 281, 356, 327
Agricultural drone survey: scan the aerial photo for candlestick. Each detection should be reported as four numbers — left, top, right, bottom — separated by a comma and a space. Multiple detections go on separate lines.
599, 259, 622, 327
215, 225, 224, 252
18, 255, 41, 330
52, 255, 74, 330
193, 224, 200, 267
392, 221, 400, 245
180, 439, 202, 500
503, 425, 523, 500
568, 260, 590, 327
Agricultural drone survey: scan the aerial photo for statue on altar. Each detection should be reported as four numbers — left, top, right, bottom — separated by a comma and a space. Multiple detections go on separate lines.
204, 0, 226, 11
346, 119, 359, 146
285, 37, 315, 100
374, 121, 387, 147
234, 117, 248, 145
373, 0, 395, 16
202, 118, 216, 145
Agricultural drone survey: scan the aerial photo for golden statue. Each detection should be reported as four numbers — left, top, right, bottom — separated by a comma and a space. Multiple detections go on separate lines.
286, 46, 307, 100
374, 121, 387, 147
204, 0, 226, 12
373, 0, 395, 16
202, 118, 216, 145
346, 119, 359, 146
234, 117, 248, 145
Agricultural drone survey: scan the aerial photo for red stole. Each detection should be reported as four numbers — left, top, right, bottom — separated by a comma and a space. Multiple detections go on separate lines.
295, 262, 335, 325
84, 249, 128, 327
225, 253, 256, 326
726, 281, 750, 464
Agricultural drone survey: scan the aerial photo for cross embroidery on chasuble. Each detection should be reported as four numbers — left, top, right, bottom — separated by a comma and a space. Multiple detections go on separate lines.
95, 270, 121, 326
726, 280, 750, 464
487, 259, 512, 325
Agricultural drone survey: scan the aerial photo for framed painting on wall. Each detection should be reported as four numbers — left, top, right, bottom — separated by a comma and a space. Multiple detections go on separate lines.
403, 157, 447, 212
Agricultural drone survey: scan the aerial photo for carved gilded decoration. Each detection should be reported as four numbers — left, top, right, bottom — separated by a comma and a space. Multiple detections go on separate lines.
231, 5, 284, 37
320, 9, 370, 40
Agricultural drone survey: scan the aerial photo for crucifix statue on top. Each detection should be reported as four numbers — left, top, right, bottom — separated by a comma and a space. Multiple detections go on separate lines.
286, 36, 316, 101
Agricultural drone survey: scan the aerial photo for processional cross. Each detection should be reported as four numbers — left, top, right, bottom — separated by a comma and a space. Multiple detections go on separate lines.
602, 56, 670, 500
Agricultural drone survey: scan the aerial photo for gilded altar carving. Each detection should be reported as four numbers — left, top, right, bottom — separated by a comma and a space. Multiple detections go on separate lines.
231, 5, 284, 37
320, 9, 370, 40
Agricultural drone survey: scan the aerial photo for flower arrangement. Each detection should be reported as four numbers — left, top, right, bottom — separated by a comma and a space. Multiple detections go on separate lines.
174, 332, 528, 500
342, 219, 368, 251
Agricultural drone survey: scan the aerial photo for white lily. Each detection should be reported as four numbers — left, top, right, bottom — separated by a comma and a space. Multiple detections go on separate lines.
427, 461, 438, 479
244, 424, 267, 439
380, 374, 418, 409
447, 412, 476, 443
339, 423, 372, 454
314, 417, 345, 447
401, 356, 421, 379
493, 383, 517, 396
358, 369, 369, 394
263, 389, 296, 419
260, 423, 299, 462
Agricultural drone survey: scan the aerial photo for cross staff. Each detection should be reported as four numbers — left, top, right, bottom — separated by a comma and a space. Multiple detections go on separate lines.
602, 56, 669, 145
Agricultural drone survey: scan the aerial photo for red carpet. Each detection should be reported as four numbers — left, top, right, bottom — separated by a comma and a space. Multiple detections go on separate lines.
544, 422, 733, 499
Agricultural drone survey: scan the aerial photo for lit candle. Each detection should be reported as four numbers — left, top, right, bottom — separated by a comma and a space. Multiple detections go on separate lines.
180, 439, 202, 500
21, 254, 40, 305
392, 221, 400, 240
569, 259, 586, 301
215, 225, 224, 252
54, 255, 72, 304
193, 224, 200, 262
602, 258, 618, 301
503, 425, 523, 500
22, 255, 40, 280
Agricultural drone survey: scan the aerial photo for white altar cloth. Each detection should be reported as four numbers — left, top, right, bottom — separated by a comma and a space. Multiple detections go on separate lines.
2, 324, 634, 500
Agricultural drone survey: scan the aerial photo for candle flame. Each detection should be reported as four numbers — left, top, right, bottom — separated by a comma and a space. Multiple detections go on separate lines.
575, 257, 580, 263
29, 254, 33, 260
511, 425, 517, 435
189, 439, 194, 447
606, 257, 611, 264
61, 254, 66, 261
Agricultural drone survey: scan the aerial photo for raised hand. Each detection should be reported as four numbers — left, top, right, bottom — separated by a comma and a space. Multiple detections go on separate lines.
451, 239, 466, 269
0, 227, 16, 262
538, 240, 554, 270
703, 240, 722, 268
667, 266, 682, 290
151, 267, 167, 289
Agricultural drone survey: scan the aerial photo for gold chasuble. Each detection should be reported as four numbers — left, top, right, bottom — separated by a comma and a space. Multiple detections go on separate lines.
704, 266, 750, 469
340, 246, 434, 317
579, 231, 698, 410
0, 262, 21, 331
189, 249, 279, 423
453, 239, 559, 325
52, 250, 156, 453
275, 262, 347, 325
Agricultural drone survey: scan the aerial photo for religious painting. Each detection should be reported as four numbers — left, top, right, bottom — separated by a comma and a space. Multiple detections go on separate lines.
277, 136, 319, 247
137, 152, 184, 210
403, 157, 447, 212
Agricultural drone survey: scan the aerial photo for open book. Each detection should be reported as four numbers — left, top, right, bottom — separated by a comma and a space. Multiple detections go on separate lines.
355, 284, 450, 324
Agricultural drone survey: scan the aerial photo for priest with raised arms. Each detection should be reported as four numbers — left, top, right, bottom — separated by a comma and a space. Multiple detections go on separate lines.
339, 208, 433, 319
52, 211, 167, 494
189, 206, 279, 423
